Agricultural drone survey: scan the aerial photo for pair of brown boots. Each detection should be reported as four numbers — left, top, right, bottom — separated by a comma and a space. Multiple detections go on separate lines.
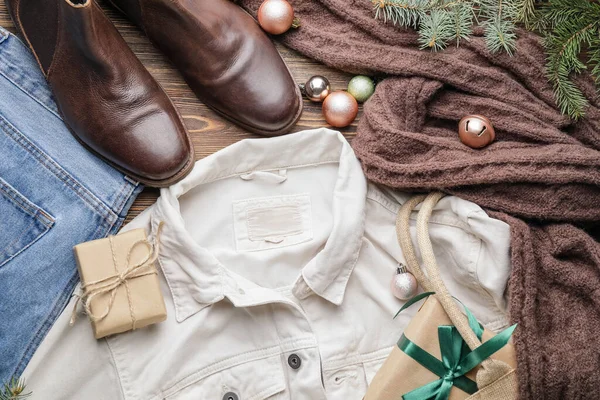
7, 0, 303, 187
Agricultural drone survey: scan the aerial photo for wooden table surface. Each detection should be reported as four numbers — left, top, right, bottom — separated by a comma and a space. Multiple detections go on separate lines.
0, 0, 358, 223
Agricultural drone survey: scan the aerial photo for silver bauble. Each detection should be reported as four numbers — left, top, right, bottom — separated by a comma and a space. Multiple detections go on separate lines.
391, 264, 418, 300
301, 75, 331, 102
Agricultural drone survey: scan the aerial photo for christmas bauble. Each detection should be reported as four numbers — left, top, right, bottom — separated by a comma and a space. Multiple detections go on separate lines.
257, 0, 295, 35
322, 91, 358, 128
347, 75, 375, 103
391, 264, 418, 301
302, 75, 331, 102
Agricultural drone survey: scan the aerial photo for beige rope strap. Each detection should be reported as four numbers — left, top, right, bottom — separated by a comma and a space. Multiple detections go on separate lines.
395, 194, 431, 292
70, 222, 165, 329
415, 192, 481, 350
397, 193, 515, 394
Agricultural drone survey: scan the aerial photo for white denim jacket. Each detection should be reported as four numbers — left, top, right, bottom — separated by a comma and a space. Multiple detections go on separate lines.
23, 129, 511, 400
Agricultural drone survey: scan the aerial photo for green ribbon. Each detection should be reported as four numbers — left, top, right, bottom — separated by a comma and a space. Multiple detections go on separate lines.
395, 293, 517, 400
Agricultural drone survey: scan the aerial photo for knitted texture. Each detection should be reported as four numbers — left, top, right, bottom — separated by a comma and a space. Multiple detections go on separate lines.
238, 1, 600, 398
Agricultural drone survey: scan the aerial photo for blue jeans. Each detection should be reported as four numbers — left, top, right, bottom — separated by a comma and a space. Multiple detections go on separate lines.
0, 26, 141, 383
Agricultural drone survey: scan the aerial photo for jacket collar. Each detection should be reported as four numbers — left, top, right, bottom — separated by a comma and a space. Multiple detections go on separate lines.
151, 129, 367, 322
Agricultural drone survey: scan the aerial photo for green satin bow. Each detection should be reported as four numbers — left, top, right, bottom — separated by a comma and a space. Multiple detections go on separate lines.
395, 293, 517, 400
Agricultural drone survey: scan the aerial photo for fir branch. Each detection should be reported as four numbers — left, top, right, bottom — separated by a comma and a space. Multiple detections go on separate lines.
535, 0, 595, 30
418, 10, 454, 50
549, 64, 589, 118
550, 21, 594, 72
590, 45, 600, 85
373, 0, 519, 53
373, 0, 427, 28
372, 0, 600, 118
527, 8, 550, 33
484, 19, 517, 54
450, 3, 472, 46
0, 377, 31, 400
428, 0, 471, 11
517, 0, 536, 28
479, 0, 518, 54
545, 13, 600, 118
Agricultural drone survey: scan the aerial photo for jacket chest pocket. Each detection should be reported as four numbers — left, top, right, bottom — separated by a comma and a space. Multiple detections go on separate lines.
0, 177, 54, 267
165, 354, 287, 400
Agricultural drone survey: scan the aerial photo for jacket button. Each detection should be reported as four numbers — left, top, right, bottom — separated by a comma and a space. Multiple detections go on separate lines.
223, 392, 239, 400
288, 354, 302, 370
458, 115, 496, 148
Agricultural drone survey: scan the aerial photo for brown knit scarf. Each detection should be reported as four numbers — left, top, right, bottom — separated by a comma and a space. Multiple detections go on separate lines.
239, 1, 600, 398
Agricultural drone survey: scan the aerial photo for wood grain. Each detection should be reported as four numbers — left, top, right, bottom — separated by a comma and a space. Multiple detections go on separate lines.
0, 0, 358, 223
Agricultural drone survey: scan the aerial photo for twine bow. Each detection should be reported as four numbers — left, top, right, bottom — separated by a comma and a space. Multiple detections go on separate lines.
70, 222, 165, 330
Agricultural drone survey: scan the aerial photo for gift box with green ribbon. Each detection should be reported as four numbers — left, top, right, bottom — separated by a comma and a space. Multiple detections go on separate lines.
364, 294, 517, 400
365, 192, 519, 400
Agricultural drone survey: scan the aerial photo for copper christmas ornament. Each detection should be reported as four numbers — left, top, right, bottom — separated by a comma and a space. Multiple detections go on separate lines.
322, 91, 358, 128
458, 114, 496, 148
257, 0, 295, 35
301, 75, 331, 102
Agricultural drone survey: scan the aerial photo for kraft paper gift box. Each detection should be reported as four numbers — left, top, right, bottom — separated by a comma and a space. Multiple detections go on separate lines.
364, 296, 517, 400
73, 229, 167, 339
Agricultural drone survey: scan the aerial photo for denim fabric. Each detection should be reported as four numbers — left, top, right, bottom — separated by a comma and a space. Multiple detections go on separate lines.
0, 26, 142, 383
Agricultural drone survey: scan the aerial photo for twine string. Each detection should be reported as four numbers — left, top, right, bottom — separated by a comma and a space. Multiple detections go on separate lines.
70, 222, 165, 328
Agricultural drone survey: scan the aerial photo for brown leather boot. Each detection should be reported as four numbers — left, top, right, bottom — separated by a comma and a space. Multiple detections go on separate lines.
108, 0, 303, 136
7, 0, 194, 187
